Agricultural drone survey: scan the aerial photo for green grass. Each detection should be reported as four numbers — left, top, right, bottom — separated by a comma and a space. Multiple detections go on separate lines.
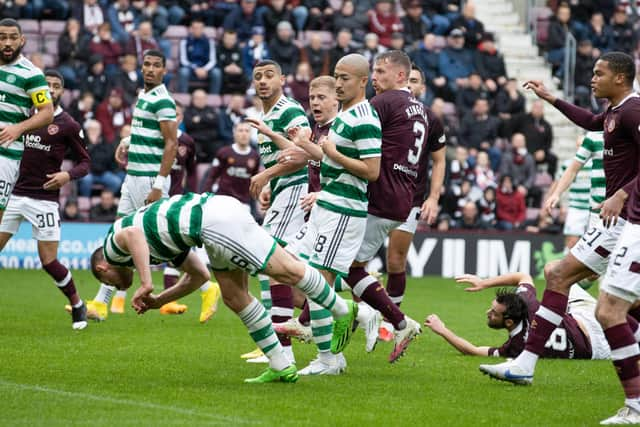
0, 269, 623, 426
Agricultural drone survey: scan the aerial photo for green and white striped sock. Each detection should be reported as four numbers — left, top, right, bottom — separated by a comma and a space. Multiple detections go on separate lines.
296, 265, 348, 318
238, 297, 289, 371
258, 274, 272, 312
309, 300, 333, 352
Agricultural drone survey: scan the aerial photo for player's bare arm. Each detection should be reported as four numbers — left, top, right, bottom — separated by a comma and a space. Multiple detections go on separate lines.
277, 146, 311, 169
249, 161, 305, 199
456, 272, 534, 292
113, 227, 154, 310
422, 147, 446, 223
146, 120, 178, 204
246, 117, 295, 150
114, 136, 130, 166
424, 314, 491, 356
0, 102, 54, 146
522, 80, 557, 104
320, 136, 380, 181
289, 126, 323, 160
545, 159, 583, 214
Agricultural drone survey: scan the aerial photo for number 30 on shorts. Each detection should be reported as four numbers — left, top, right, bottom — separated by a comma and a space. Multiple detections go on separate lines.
36, 213, 58, 228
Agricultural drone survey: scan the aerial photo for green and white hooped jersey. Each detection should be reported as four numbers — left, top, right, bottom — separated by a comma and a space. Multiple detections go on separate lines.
103, 192, 212, 267
0, 55, 50, 160
316, 100, 382, 218
559, 158, 591, 211
258, 95, 309, 198
127, 84, 176, 177
574, 131, 605, 214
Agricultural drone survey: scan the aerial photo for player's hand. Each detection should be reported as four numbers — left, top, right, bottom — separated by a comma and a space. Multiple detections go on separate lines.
288, 126, 312, 146
420, 197, 439, 224
599, 189, 627, 228
145, 188, 162, 205
318, 135, 337, 158
250, 170, 270, 200
115, 139, 129, 166
300, 192, 318, 213
424, 314, 446, 335
258, 186, 271, 213
245, 117, 271, 136
43, 171, 71, 190
277, 146, 308, 165
543, 193, 559, 215
132, 285, 153, 313
522, 80, 556, 103
0, 124, 24, 146
139, 293, 162, 312
455, 274, 486, 292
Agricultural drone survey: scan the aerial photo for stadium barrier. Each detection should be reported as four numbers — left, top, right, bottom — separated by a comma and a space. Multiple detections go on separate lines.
0, 223, 565, 280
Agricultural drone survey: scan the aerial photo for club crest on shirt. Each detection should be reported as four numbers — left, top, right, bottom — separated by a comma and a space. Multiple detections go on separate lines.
607, 117, 616, 133
336, 123, 344, 133
247, 158, 256, 169
47, 124, 59, 135
228, 157, 235, 164
7, 74, 16, 84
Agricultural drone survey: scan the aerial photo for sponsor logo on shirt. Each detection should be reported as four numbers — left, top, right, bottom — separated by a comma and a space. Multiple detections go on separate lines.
393, 163, 418, 177
227, 166, 250, 178
132, 119, 144, 127
603, 148, 614, 157
24, 134, 51, 152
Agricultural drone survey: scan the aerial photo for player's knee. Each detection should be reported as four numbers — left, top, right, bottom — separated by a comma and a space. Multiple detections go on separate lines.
543, 261, 563, 289
595, 305, 615, 328
387, 250, 407, 272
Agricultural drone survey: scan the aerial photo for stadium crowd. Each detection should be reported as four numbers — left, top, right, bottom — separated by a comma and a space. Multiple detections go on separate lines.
4, 0, 638, 232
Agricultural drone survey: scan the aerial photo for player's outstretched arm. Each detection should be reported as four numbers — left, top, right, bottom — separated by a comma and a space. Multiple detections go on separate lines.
0, 102, 54, 146
249, 161, 305, 199
544, 159, 583, 214
456, 272, 534, 292
114, 227, 154, 311
424, 314, 491, 356
289, 126, 323, 160
246, 117, 295, 150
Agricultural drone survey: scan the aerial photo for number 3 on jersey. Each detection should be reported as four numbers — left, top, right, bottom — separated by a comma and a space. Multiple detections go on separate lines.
408, 121, 425, 165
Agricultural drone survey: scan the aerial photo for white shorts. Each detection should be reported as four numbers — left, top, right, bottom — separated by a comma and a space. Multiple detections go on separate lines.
570, 215, 625, 275
200, 195, 277, 275
0, 156, 19, 210
118, 174, 171, 216
355, 214, 403, 263
601, 222, 640, 303
395, 206, 421, 234
0, 195, 60, 241
291, 205, 366, 276
563, 207, 591, 237
567, 284, 610, 360
262, 184, 307, 246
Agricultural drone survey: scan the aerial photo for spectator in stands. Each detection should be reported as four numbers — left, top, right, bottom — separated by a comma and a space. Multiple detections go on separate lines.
361, 33, 386, 67
107, 54, 140, 106
301, 32, 329, 77
475, 33, 507, 94
57, 18, 91, 91
574, 38, 596, 110
422, 0, 453, 35
107, 0, 138, 45
242, 26, 270, 79
82, 54, 109, 102
89, 23, 123, 78
459, 97, 500, 167
430, 97, 458, 145
586, 11, 611, 57
95, 88, 132, 144
499, 133, 535, 196
217, 29, 248, 94
354, 0, 377, 32
522, 208, 562, 234
73, 0, 105, 35
411, 33, 449, 99
132, 0, 172, 38
304, 0, 334, 31
178, 19, 221, 94
126, 20, 168, 65
78, 119, 125, 197
609, 5, 636, 55
368, 0, 402, 48
439, 28, 475, 94
436, 213, 452, 231
474, 151, 496, 191
510, 100, 556, 177
0, 0, 23, 19
219, 94, 248, 145
456, 73, 488, 118
184, 89, 222, 162
268, 21, 300, 77
286, 62, 311, 112
453, 200, 488, 230
90, 190, 118, 222
389, 32, 406, 52
68, 91, 96, 128
261, 0, 294, 42
452, 179, 475, 219
402, 0, 430, 50
546, 2, 572, 78
448, 145, 475, 198
450, 2, 485, 49
62, 199, 86, 222
495, 174, 525, 231
477, 186, 496, 226
495, 78, 525, 136
328, 29, 356, 74
333, 1, 366, 42
223, 0, 263, 44
157, 0, 186, 26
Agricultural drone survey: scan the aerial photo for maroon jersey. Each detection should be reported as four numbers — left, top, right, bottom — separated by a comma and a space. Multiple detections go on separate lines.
412, 108, 446, 207
309, 120, 333, 193
203, 144, 260, 204
14, 108, 89, 202
369, 89, 429, 221
554, 94, 640, 220
488, 283, 592, 359
169, 130, 197, 196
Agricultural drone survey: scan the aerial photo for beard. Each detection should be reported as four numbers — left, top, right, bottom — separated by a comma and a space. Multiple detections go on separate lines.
1, 44, 23, 64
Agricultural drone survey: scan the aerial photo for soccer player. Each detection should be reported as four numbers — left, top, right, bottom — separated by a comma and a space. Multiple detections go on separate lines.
0, 69, 89, 330
425, 272, 619, 361
242, 60, 310, 363
0, 18, 55, 223
86, 49, 178, 320
285, 54, 382, 374
202, 120, 261, 211
478, 52, 640, 425
89, 193, 359, 383
379, 63, 446, 341
340, 51, 427, 363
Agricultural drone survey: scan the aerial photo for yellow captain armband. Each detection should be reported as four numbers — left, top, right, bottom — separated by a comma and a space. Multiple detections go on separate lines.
31, 89, 52, 107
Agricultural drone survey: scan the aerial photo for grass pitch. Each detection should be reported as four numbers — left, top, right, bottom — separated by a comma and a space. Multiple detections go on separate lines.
0, 269, 622, 426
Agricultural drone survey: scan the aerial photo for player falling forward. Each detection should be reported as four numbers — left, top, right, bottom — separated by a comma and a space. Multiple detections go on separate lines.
90, 193, 359, 383
0, 69, 89, 330
379, 63, 446, 341
87, 49, 178, 320
0, 18, 54, 223
478, 52, 640, 425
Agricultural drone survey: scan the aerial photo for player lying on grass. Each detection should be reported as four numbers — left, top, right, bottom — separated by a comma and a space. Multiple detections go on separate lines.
424, 270, 640, 362
89, 192, 359, 383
